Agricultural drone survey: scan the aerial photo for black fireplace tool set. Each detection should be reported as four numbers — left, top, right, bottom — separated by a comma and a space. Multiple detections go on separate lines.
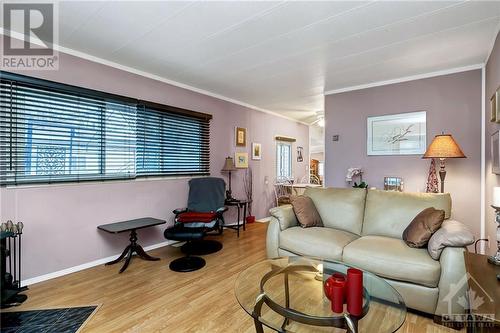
1, 220, 28, 308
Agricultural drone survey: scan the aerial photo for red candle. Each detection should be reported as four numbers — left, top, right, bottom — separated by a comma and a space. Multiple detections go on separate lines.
331, 273, 346, 302
331, 281, 345, 313
346, 268, 363, 316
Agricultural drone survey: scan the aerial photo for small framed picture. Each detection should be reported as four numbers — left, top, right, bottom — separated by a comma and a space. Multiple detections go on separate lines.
252, 143, 261, 160
491, 94, 497, 122
235, 152, 248, 168
235, 127, 246, 147
496, 89, 500, 124
297, 146, 303, 162
492, 131, 500, 174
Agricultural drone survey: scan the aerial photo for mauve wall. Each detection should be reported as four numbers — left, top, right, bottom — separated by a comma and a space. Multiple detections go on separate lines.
324, 70, 482, 238
485, 32, 500, 256
0, 41, 309, 280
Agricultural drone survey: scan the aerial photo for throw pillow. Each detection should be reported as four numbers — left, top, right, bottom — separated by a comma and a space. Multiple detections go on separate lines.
427, 220, 475, 260
290, 195, 323, 228
402, 207, 445, 248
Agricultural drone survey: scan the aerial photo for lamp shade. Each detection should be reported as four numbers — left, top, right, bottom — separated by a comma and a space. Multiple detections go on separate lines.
221, 157, 237, 172
422, 134, 466, 159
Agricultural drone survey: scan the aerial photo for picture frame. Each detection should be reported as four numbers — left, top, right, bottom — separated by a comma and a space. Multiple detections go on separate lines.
235, 127, 246, 147
297, 146, 303, 162
496, 89, 500, 124
492, 131, 500, 175
235, 152, 249, 168
384, 176, 404, 192
251, 143, 261, 160
491, 93, 497, 122
367, 111, 426, 156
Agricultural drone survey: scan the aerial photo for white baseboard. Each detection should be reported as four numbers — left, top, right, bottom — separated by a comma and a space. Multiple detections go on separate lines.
21, 240, 176, 286
256, 217, 271, 223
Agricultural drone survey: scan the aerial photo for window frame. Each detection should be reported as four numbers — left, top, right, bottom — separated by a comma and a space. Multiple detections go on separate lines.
276, 140, 293, 181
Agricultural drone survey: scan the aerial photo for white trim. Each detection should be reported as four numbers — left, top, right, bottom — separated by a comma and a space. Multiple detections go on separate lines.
481, 65, 486, 254
256, 217, 271, 223
484, 20, 500, 65
21, 240, 176, 286
324, 64, 484, 95
0, 30, 308, 126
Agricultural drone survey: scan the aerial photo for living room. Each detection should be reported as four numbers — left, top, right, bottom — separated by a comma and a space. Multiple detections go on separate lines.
0, 1, 499, 333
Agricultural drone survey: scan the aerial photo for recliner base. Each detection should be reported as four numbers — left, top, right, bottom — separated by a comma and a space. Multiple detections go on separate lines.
169, 256, 206, 272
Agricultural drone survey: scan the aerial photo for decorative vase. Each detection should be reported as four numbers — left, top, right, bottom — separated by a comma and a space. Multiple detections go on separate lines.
246, 216, 255, 224
346, 268, 363, 316
324, 273, 346, 313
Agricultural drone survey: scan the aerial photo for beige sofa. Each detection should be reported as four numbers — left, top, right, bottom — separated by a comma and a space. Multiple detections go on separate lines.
266, 187, 471, 317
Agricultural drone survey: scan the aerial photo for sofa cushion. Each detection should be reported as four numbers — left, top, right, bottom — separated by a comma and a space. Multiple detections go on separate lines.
403, 207, 445, 248
362, 189, 451, 239
279, 227, 358, 261
342, 236, 441, 288
290, 195, 323, 228
304, 187, 367, 235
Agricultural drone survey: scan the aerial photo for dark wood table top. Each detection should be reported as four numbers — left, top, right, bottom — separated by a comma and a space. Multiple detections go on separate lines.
463, 252, 500, 325
97, 217, 166, 234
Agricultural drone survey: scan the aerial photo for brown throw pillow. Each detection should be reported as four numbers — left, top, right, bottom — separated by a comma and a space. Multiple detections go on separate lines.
403, 207, 445, 248
290, 195, 323, 228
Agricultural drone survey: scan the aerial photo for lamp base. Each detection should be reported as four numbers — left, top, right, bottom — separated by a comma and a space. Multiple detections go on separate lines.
487, 255, 500, 266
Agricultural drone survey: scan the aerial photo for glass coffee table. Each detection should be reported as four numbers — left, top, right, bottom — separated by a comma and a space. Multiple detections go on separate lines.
235, 257, 406, 333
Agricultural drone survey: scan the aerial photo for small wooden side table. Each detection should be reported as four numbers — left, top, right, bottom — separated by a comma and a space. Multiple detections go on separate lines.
97, 217, 166, 273
463, 252, 500, 332
224, 199, 249, 237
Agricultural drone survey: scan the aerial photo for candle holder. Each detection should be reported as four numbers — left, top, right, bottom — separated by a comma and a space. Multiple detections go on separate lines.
488, 205, 500, 266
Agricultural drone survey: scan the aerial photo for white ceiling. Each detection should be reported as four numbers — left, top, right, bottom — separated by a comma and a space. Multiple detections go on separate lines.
8, 1, 500, 123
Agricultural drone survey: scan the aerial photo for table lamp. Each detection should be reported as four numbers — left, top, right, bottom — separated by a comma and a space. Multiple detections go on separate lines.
221, 157, 237, 200
422, 133, 466, 193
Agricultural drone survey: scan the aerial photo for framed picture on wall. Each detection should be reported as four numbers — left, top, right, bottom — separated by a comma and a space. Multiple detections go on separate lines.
251, 143, 261, 160
492, 131, 500, 174
235, 152, 249, 168
367, 111, 427, 156
491, 93, 497, 122
235, 127, 246, 147
496, 88, 500, 124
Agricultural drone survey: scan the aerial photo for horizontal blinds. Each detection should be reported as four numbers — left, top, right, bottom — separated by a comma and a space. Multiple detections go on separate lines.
0, 79, 137, 185
0, 73, 211, 185
137, 104, 210, 176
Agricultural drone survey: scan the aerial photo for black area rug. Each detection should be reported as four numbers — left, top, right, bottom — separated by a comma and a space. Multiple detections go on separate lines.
0, 306, 98, 333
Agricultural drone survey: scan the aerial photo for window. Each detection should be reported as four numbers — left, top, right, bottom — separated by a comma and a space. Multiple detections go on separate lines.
0, 72, 211, 185
136, 103, 210, 176
276, 141, 292, 180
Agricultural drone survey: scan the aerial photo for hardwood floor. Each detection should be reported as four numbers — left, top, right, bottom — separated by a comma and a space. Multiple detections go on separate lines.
4, 223, 463, 333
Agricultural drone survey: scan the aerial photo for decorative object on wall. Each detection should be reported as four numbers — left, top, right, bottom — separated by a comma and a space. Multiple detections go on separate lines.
422, 133, 466, 193
492, 131, 500, 175
235, 127, 246, 147
491, 93, 497, 122
367, 111, 427, 155
235, 152, 249, 168
221, 157, 238, 200
425, 159, 439, 193
495, 88, 500, 124
251, 143, 261, 160
297, 146, 303, 162
384, 177, 403, 192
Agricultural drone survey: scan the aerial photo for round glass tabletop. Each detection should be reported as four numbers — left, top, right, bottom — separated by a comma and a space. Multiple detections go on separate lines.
235, 257, 406, 333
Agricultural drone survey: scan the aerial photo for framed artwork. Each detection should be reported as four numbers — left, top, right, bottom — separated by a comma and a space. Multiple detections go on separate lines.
491, 93, 497, 122
297, 146, 303, 162
235, 127, 246, 147
235, 152, 248, 168
384, 177, 403, 192
367, 111, 427, 156
492, 131, 500, 174
496, 89, 500, 124
251, 143, 261, 160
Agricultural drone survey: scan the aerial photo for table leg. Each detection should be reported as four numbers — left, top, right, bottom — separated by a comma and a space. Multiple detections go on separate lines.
119, 247, 134, 273
106, 245, 131, 266
237, 205, 241, 238
243, 203, 247, 231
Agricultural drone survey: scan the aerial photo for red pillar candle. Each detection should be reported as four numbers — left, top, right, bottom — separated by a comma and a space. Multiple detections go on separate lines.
331, 273, 347, 302
331, 281, 345, 313
346, 268, 363, 316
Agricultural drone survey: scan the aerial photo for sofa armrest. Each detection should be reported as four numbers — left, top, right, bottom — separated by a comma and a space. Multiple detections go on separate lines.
428, 220, 475, 260
435, 247, 467, 316
266, 217, 281, 258
269, 205, 298, 231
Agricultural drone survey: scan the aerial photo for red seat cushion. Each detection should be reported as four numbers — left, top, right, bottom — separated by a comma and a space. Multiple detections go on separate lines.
177, 211, 217, 223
